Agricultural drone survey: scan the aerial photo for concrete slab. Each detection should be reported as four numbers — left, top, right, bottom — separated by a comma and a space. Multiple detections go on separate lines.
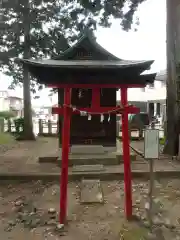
72, 164, 104, 172
80, 179, 104, 204
38, 141, 137, 165
70, 145, 106, 155
39, 152, 137, 165
0, 166, 180, 181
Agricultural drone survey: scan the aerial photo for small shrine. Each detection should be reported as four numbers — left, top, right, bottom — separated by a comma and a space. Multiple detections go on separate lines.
18, 32, 156, 224
55, 32, 121, 147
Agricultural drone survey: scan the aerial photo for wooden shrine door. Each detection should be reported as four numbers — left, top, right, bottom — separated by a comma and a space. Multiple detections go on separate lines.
70, 88, 116, 146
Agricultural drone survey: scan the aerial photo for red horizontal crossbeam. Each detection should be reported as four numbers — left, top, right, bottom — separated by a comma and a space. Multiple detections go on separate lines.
52, 105, 139, 115
47, 84, 146, 89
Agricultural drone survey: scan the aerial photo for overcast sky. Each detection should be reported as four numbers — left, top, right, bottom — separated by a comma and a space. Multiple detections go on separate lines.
0, 0, 166, 106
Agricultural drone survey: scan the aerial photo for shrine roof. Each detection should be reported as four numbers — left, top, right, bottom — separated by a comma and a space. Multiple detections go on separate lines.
17, 58, 156, 86
54, 32, 120, 60
19, 59, 154, 71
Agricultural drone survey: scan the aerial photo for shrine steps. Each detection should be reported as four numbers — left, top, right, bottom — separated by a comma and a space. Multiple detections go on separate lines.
38, 145, 137, 182
1, 164, 180, 181
39, 153, 136, 166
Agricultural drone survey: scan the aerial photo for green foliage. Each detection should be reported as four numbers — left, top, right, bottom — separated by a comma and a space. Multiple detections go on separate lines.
0, 111, 16, 119
14, 117, 24, 134
160, 136, 166, 146
0, 133, 15, 144
0, 0, 145, 94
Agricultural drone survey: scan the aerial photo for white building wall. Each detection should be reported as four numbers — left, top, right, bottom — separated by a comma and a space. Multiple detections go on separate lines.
0, 91, 10, 111
117, 80, 166, 102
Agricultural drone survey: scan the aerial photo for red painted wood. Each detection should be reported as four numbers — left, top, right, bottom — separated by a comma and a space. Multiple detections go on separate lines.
52, 105, 139, 115
54, 83, 141, 223
47, 84, 146, 89
91, 88, 100, 108
59, 87, 71, 224
121, 87, 133, 220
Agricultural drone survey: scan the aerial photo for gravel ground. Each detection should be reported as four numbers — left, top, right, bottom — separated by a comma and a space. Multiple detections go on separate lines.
0, 179, 180, 239
0, 139, 21, 154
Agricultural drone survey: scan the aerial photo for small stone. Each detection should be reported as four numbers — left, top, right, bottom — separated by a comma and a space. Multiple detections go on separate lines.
30, 218, 41, 228
153, 216, 162, 226
24, 220, 32, 228
55, 223, 66, 235
143, 189, 149, 194
140, 215, 146, 221
47, 219, 57, 226
153, 198, 163, 209
4, 226, 12, 232
136, 212, 141, 218
146, 232, 158, 240
145, 202, 150, 210
139, 183, 144, 188
52, 190, 57, 196
48, 208, 56, 214
18, 212, 28, 222
136, 199, 141, 204
15, 200, 23, 207
143, 220, 150, 228
164, 218, 175, 229
8, 220, 16, 227
56, 223, 64, 231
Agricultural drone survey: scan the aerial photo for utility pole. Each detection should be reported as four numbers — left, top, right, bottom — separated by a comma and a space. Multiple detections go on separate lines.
164, 0, 180, 155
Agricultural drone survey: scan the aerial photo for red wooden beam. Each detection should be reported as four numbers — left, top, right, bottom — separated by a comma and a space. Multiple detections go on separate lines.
59, 87, 71, 224
47, 84, 146, 89
51, 105, 139, 115
91, 88, 100, 108
121, 87, 133, 220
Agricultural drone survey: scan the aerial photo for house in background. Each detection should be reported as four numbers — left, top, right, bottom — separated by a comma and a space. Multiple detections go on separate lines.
9, 96, 23, 117
124, 70, 166, 119
0, 90, 9, 111
146, 70, 166, 120
0, 90, 23, 117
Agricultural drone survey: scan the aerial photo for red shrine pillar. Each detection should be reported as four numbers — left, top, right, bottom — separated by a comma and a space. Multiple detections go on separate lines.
120, 87, 132, 219
60, 87, 71, 224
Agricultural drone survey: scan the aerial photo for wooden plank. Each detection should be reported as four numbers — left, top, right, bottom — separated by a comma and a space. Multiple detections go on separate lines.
80, 179, 104, 204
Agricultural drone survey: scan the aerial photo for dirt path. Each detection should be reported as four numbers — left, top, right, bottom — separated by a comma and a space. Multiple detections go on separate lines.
0, 138, 59, 173
0, 138, 58, 160
0, 179, 179, 239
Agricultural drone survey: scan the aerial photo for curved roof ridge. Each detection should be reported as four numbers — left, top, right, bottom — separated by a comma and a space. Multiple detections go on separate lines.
54, 32, 121, 60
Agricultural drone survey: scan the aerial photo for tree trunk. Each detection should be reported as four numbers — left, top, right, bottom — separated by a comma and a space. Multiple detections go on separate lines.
164, 0, 180, 155
22, 0, 35, 140
23, 66, 35, 140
